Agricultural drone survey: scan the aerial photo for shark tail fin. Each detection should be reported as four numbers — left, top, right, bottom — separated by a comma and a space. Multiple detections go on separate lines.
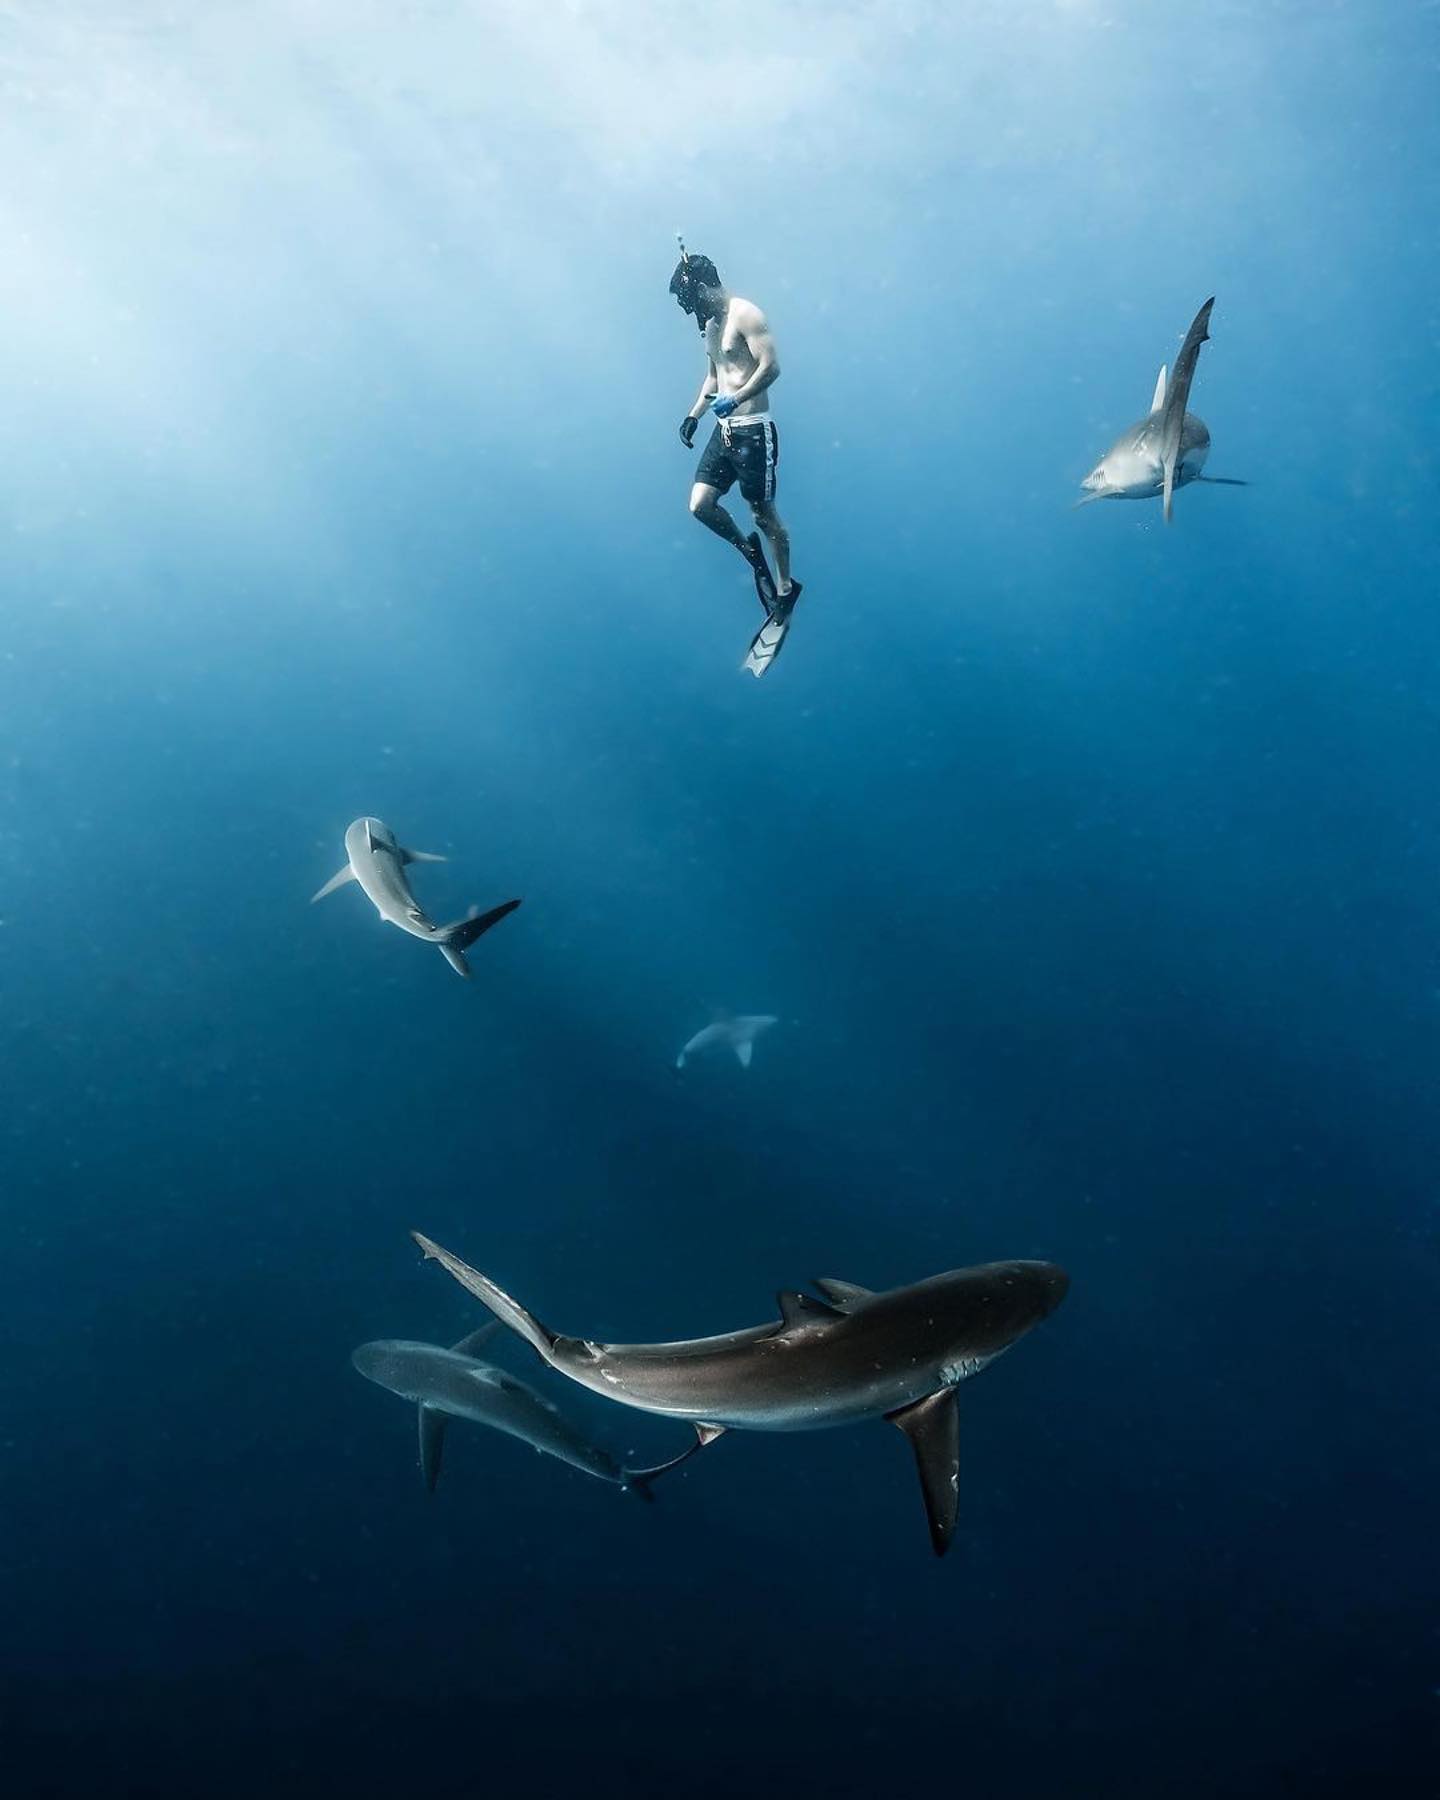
437, 898, 522, 978
411, 1233, 558, 1361
1162, 458, 1176, 525
620, 1432, 717, 1502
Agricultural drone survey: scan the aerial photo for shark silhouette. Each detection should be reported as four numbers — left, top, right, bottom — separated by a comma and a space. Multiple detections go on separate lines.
410, 1233, 1069, 1557
1078, 298, 1247, 521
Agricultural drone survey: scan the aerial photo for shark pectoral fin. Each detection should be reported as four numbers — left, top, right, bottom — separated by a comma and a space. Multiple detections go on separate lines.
310, 865, 356, 903
1162, 457, 1176, 525
776, 1289, 843, 1328
418, 1403, 448, 1493
734, 1040, 754, 1069
450, 1322, 502, 1357
401, 847, 448, 865
811, 1278, 874, 1310
887, 1389, 960, 1559
1149, 363, 1168, 415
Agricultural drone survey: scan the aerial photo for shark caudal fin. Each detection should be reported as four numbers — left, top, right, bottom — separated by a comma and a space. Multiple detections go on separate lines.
411, 1233, 558, 1361
620, 1434, 715, 1502
437, 898, 522, 978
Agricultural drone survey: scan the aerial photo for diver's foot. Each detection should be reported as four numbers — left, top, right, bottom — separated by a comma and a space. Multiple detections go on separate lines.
743, 532, 776, 611
770, 578, 802, 619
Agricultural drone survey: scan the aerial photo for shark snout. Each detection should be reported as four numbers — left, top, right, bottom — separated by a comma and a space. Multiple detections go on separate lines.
1021, 1260, 1070, 1317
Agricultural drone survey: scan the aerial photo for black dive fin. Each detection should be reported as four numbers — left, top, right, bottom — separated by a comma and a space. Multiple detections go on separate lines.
1195, 476, 1249, 486
776, 1289, 843, 1328
811, 1278, 874, 1310
887, 1389, 960, 1558
450, 1322, 502, 1358
418, 1403, 448, 1493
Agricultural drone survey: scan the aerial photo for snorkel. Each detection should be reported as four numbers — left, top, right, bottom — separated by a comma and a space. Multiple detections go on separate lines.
670, 234, 720, 332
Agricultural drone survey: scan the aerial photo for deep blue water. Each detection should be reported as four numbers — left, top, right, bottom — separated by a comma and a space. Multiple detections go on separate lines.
3, 6, 1438, 1795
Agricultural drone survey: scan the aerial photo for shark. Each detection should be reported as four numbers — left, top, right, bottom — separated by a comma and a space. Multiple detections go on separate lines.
410, 1233, 1070, 1557
311, 816, 520, 978
675, 1013, 778, 1071
352, 1325, 693, 1500
1078, 297, 1247, 522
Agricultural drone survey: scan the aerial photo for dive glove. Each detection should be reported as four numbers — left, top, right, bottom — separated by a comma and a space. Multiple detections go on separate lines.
679, 415, 699, 448
710, 394, 738, 419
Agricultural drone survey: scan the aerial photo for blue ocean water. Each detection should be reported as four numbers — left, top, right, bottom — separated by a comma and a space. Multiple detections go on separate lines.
2, 5, 1437, 1794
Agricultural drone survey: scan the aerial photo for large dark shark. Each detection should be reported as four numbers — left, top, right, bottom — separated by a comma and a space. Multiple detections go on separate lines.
1078, 297, 1247, 522
410, 1233, 1070, 1556
311, 816, 520, 978
352, 1324, 692, 1499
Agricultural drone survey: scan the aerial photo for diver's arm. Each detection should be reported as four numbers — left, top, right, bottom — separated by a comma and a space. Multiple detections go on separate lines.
724, 311, 780, 406
688, 360, 719, 419
679, 361, 719, 446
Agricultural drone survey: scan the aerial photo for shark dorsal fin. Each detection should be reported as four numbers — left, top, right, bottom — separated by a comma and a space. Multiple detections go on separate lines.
811, 1278, 874, 1310
1150, 364, 1167, 415
776, 1289, 842, 1329
450, 1322, 501, 1358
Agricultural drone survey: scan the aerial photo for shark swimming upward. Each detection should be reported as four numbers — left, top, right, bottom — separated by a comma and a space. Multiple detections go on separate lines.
675, 1013, 778, 1070
311, 816, 520, 978
352, 1325, 692, 1499
1078, 297, 1247, 522
410, 1233, 1069, 1557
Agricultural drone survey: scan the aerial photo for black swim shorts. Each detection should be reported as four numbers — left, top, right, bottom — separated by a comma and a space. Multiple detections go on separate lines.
694, 419, 779, 505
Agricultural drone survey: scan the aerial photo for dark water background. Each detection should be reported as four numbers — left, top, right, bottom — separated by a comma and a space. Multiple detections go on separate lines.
2, 5, 1437, 1795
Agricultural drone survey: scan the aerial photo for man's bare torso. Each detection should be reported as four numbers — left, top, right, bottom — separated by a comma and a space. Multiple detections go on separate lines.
705, 297, 772, 423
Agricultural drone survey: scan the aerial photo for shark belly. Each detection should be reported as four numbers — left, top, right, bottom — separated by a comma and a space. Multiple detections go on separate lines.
569, 1339, 946, 1432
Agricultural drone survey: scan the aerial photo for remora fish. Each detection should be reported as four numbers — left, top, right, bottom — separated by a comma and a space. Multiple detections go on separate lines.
352, 1325, 693, 1500
311, 816, 520, 977
1078, 297, 1247, 522
675, 1013, 778, 1070
410, 1234, 1069, 1557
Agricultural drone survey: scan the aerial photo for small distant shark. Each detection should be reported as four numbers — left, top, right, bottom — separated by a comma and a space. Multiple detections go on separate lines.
675, 1013, 778, 1071
410, 1233, 1070, 1557
311, 816, 520, 978
1078, 297, 1247, 522
352, 1325, 692, 1499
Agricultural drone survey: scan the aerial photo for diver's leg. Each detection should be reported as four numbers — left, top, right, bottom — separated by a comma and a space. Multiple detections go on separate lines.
689, 482, 749, 554
751, 498, 792, 596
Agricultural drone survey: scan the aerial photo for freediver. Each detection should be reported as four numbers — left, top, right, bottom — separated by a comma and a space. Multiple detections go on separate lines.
671, 243, 801, 627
